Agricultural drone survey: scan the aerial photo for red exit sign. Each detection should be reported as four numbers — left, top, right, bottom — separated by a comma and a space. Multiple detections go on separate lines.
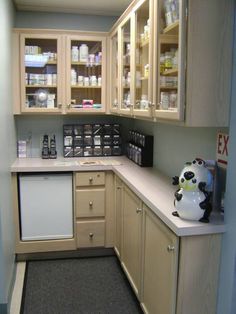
216, 133, 229, 168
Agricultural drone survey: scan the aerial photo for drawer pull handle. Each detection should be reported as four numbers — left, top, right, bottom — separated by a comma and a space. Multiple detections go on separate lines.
89, 201, 93, 207
167, 245, 175, 252
136, 208, 142, 213
89, 233, 94, 238
89, 177, 93, 183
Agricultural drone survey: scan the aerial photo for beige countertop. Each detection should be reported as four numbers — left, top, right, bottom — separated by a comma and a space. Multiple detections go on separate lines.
11, 156, 225, 237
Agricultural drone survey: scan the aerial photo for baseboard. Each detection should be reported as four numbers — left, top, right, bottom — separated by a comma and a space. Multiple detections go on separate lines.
16, 247, 115, 261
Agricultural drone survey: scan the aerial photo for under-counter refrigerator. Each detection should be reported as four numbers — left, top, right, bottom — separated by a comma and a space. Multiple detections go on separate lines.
19, 173, 73, 241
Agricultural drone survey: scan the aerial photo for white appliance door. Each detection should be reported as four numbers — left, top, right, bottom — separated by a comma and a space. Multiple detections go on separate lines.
19, 173, 73, 241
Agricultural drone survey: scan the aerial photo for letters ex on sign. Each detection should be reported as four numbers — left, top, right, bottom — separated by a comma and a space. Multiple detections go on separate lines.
216, 133, 229, 168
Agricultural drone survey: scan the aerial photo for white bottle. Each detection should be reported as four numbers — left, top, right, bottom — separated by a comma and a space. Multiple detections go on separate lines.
71, 46, 79, 62
98, 75, 102, 86
79, 44, 89, 62
90, 75, 97, 86
71, 69, 77, 85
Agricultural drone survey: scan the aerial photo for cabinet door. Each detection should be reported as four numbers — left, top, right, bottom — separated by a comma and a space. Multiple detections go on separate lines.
65, 35, 106, 113
20, 33, 64, 113
154, 0, 186, 121
114, 176, 123, 258
141, 204, 179, 314
120, 17, 133, 115
122, 185, 142, 297
133, 0, 154, 118
109, 30, 120, 113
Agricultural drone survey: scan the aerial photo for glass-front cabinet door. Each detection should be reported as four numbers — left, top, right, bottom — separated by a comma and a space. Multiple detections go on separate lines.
20, 33, 63, 113
66, 35, 106, 113
120, 18, 133, 115
110, 30, 119, 113
133, 0, 153, 118
154, 0, 186, 120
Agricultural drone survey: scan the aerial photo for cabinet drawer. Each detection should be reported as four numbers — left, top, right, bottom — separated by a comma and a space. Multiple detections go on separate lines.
75, 172, 105, 186
76, 189, 105, 218
76, 220, 105, 248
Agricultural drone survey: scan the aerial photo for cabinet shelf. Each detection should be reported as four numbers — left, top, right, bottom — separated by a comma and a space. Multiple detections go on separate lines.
71, 61, 101, 66
71, 86, 101, 89
159, 34, 178, 44
162, 68, 178, 76
160, 86, 177, 90
26, 85, 57, 88
163, 20, 179, 35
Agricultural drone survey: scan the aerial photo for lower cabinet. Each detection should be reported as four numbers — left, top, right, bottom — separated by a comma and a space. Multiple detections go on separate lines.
75, 171, 114, 249
141, 204, 178, 314
121, 184, 142, 297
114, 175, 123, 258
116, 183, 221, 314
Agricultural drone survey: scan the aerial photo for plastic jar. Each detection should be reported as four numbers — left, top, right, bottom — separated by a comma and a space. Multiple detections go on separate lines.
83, 77, 89, 86
71, 46, 79, 62
140, 95, 148, 110
165, 52, 172, 69
79, 44, 89, 62
90, 75, 97, 86
97, 75, 102, 86
160, 92, 170, 110
71, 69, 77, 85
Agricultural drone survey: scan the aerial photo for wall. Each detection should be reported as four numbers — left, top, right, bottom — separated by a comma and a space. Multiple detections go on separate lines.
0, 0, 17, 310
15, 11, 117, 31
217, 4, 236, 313
132, 119, 227, 177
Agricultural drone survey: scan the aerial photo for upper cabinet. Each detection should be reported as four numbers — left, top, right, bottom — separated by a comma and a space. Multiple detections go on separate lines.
153, 0, 186, 121
65, 35, 106, 114
20, 33, 63, 114
108, 0, 233, 126
13, 30, 107, 114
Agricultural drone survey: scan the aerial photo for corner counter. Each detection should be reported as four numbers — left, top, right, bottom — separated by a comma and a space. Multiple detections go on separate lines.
11, 156, 225, 237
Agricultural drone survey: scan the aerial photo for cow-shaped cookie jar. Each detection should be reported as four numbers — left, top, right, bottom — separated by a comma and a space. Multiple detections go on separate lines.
172, 158, 213, 223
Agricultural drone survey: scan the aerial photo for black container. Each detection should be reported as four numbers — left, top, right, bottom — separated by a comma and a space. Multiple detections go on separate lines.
63, 123, 122, 157
127, 130, 153, 167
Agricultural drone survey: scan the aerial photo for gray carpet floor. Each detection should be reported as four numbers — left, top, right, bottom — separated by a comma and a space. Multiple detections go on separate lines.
21, 256, 143, 314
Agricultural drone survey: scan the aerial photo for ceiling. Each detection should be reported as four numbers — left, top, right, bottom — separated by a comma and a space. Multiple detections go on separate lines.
13, 0, 133, 16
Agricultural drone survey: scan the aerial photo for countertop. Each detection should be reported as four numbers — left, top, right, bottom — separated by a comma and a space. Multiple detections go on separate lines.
11, 156, 225, 237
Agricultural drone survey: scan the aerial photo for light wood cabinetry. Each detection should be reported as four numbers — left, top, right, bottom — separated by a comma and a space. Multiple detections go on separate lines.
13, 29, 107, 114
141, 204, 179, 314
114, 175, 123, 258
75, 171, 114, 249
109, 0, 233, 126
75, 171, 105, 248
121, 184, 142, 297
115, 177, 221, 314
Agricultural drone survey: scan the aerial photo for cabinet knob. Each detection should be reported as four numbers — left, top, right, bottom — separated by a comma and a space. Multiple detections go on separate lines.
136, 208, 142, 213
89, 233, 94, 238
167, 245, 175, 252
117, 186, 122, 190
89, 177, 93, 183
89, 201, 93, 207
148, 101, 155, 108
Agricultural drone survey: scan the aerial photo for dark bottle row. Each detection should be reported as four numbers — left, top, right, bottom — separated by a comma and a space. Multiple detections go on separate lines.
127, 130, 153, 167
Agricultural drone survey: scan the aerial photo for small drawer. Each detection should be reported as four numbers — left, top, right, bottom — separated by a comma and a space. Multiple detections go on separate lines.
76, 220, 105, 248
75, 172, 105, 186
76, 189, 105, 218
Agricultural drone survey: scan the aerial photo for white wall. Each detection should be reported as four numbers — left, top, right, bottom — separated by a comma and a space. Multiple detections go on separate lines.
217, 4, 236, 313
15, 11, 117, 31
0, 0, 16, 307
